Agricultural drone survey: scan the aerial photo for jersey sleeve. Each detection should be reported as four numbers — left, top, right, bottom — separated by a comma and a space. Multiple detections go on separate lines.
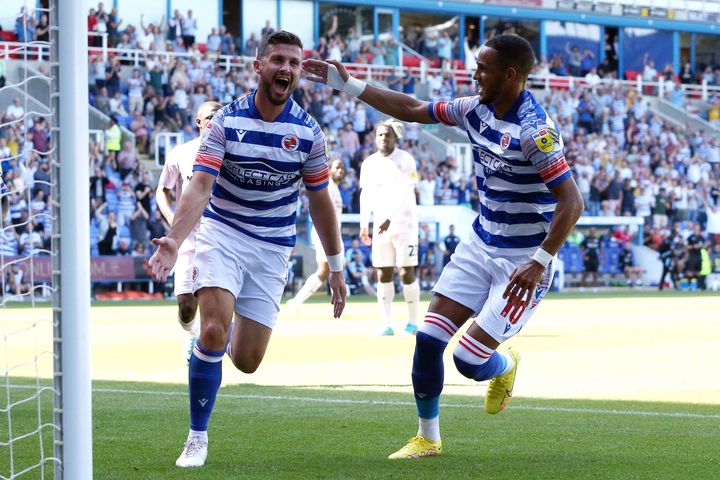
193, 109, 226, 176
520, 123, 571, 188
158, 148, 179, 190
427, 96, 476, 127
402, 151, 419, 185
301, 124, 329, 191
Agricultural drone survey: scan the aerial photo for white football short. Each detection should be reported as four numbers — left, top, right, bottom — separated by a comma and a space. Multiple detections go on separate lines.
173, 249, 195, 296
371, 228, 419, 268
192, 218, 290, 329
433, 232, 555, 343
310, 227, 344, 264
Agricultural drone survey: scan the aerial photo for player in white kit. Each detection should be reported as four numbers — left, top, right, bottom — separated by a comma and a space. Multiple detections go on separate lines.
303, 34, 583, 458
156, 101, 222, 362
286, 158, 346, 310
359, 120, 420, 336
149, 31, 346, 468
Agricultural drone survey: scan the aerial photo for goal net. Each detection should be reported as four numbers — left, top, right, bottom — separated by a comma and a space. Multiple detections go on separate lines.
1, 1, 92, 478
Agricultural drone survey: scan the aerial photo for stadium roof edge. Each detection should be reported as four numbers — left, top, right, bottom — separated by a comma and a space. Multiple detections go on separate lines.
326, 0, 720, 35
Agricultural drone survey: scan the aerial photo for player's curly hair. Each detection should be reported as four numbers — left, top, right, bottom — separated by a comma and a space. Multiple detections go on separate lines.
485, 34, 536, 79
257, 31, 304, 59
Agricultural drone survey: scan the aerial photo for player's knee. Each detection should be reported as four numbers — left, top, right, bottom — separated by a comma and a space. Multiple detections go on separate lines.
414, 331, 446, 361
200, 321, 228, 347
379, 268, 394, 283
229, 351, 262, 374
177, 297, 197, 325
399, 267, 415, 284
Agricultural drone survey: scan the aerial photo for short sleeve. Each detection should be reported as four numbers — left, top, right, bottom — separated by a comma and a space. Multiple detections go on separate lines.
193, 109, 226, 176
158, 149, 178, 190
301, 124, 329, 191
428, 96, 477, 127
520, 124, 571, 188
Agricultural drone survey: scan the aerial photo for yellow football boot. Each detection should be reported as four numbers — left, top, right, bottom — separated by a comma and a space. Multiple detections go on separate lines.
388, 435, 442, 459
484, 348, 520, 414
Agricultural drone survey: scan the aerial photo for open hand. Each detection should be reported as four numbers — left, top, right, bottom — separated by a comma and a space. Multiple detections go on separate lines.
328, 271, 347, 318
148, 236, 179, 282
501, 260, 546, 324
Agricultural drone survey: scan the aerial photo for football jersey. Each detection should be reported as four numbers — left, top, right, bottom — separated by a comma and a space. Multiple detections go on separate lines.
429, 90, 571, 256
359, 147, 418, 234
157, 137, 201, 254
194, 92, 328, 251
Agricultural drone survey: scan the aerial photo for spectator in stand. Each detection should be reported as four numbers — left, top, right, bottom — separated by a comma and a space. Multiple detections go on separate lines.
181, 10, 197, 48
565, 43, 582, 77
116, 141, 138, 180
105, 57, 122, 96
244, 32, 260, 57
260, 20, 274, 39
167, 10, 183, 44
129, 201, 150, 247
5, 98, 24, 122
576, 93, 596, 134
667, 81, 685, 109
206, 27, 221, 54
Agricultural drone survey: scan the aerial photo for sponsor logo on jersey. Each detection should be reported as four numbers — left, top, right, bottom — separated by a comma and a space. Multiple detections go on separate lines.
500, 132, 512, 150
474, 147, 513, 178
281, 134, 300, 152
532, 129, 555, 153
478, 120, 489, 134
225, 161, 299, 187
236, 129, 247, 142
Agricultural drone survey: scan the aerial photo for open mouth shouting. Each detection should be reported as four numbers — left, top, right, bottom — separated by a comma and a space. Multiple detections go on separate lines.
273, 75, 292, 96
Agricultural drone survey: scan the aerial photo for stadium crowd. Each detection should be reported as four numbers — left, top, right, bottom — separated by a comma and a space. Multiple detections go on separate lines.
2, 4, 720, 294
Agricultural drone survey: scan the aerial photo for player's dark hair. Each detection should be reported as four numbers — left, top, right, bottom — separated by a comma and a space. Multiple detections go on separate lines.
485, 34, 536, 79
257, 31, 303, 59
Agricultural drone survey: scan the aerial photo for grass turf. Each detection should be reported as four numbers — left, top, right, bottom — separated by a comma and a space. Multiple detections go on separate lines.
2, 379, 719, 479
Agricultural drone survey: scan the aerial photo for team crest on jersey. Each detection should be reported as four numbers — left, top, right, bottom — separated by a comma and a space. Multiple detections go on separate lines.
532, 129, 555, 153
282, 134, 300, 152
500, 133, 512, 150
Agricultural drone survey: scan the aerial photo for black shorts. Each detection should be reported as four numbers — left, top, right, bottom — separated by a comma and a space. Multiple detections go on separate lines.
584, 257, 599, 273
687, 252, 702, 272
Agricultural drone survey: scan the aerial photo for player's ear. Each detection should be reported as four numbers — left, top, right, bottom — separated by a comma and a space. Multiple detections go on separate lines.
506, 66, 518, 82
253, 58, 261, 74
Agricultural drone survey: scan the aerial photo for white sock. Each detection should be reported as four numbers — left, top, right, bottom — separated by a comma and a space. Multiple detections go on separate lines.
189, 429, 208, 442
402, 280, 420, 326
417, 416, 440, 442
498, 351, 515, 376
377, 281, 395, 327
292, 273, 324, 304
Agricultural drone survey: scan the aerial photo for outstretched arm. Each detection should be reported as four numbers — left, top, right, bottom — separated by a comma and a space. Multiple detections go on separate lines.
303, 59, 435, 124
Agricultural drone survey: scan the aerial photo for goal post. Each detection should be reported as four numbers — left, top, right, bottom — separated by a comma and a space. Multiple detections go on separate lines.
54, 0, 93, 478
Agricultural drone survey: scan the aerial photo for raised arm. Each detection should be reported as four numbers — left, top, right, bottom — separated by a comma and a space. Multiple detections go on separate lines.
303, 59, 435, 124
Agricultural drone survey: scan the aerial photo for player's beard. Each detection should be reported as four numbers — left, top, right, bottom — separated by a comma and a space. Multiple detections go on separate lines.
260, 75, 296, 106
477, 80, 499, 105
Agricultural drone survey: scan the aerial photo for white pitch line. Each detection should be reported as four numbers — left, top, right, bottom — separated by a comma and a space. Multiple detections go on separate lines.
92, 387, 720, 420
